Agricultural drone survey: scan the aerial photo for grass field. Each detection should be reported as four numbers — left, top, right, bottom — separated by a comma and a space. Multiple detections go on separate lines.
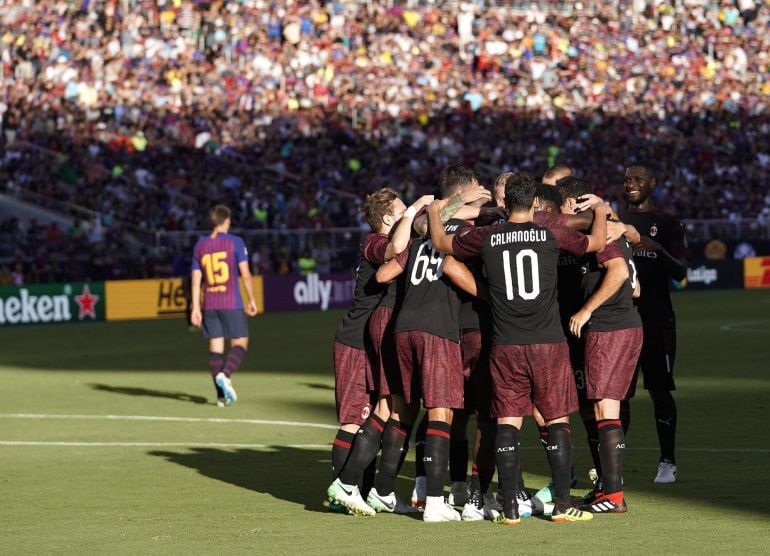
2, 289, 770, 554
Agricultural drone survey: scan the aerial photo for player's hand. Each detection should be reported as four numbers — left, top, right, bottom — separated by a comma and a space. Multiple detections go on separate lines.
574, 193, 605, 212
246, 299, 258, 317
607, 220, 627, 242
633, 236, 662, 253
190, 307, 202, 327
569, 309, 591, 338
428, 198, 447, 213
411, 195, 435, 211
461, 184, 492, 205
591, 202, 611, 216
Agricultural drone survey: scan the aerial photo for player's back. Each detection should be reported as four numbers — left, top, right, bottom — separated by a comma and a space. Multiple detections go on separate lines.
193, 232, 247, 310
479, 221, 563, 345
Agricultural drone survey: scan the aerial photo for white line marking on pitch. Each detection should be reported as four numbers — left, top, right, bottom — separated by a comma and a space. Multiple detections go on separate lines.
0, 441, 328, 449
720, 320, 770, 332
0, 413, 338, 430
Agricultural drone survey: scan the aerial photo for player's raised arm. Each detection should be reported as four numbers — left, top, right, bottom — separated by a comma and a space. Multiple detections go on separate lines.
427, 199, 454, 254
584, 203, 610, 253
385, 194, 434, 260
238, 260, 258, 316
570, 248, 629, 338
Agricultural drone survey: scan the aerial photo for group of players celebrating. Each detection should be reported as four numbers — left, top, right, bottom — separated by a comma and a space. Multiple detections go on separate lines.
327, 163, 690, 524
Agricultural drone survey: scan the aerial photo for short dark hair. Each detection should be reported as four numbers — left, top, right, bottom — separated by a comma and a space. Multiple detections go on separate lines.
626, 164, 655, 180
556, 176, 593, 201
504, 172, 537, 212
542, 165, 573, 186
209, 205, 231, 228
361, 187, 399, 230
439, 164, 476, 199
536, 183, 563, 210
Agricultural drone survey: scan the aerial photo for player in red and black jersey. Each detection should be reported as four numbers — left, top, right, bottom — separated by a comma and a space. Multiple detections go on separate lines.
430, 172, 610, 525
327, 188, 431, 516
570, 230, 642, 513
382, 165, 488, 522
621, 164, 691, 484
191, 205, 258, 407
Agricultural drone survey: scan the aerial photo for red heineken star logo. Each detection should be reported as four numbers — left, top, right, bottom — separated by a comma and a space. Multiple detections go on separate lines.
75, 285, 99, 320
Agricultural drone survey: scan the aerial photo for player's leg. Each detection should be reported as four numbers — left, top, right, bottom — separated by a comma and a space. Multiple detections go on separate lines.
641, 325, 678, 482
208, 337, 227, 406
448, 410, 470, 507
367, 395, 421, 514
337, 397, 388, 494
410, 412, 429, 508
327, 342, 376, 516
420, 333, 464, 522
531, 342, 591, 522
215, 310, 250, 404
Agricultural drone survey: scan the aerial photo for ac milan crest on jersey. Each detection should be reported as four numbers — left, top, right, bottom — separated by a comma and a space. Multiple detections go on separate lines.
649, 224, 658, 237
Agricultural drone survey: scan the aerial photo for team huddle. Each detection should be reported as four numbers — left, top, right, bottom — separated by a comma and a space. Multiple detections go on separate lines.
327, 164, 690, 524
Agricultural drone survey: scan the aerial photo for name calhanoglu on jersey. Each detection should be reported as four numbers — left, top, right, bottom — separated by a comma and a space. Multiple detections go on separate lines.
490, 229, 547, 247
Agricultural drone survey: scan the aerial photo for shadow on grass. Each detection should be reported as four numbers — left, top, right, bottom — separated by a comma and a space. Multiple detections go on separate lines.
301, 382, 334, 391
89, 383, 208, 404
149, 447, 332, 513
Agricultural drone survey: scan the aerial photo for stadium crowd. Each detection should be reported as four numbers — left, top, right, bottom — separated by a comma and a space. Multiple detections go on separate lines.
0, 0, 768, 281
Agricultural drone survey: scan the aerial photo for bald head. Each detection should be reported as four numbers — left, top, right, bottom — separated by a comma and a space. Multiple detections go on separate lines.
542, 165, 574, 186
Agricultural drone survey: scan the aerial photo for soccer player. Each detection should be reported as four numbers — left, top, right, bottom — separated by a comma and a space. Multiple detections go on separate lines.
326, 188, 430, 516
389, 164, 485, 522
568, 204, 642, 513
190, 205, 258, 406
429, 172, 610, 525
621, 164, 691, 483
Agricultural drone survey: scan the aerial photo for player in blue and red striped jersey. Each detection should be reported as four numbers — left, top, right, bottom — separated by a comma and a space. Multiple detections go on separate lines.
191, 205, 258, 406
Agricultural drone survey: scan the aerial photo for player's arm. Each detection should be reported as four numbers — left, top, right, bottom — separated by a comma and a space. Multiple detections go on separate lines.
385, 195, 434, 261
570, 255, 628, 338
376, 257, 404, 283
238, 260, 258, 316
190, 268, 203, 327
427, 199, 454, 254
414, 185, 494, 233
443, 256, 489, 301
581, 204, 610, 253
633, 236, 687, 281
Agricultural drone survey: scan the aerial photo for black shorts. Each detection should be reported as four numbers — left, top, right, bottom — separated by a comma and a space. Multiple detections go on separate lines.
631, 324, 676, 395
202, 309, 249, 339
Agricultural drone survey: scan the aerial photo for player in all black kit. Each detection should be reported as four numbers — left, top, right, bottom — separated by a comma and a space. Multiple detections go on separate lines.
429, 172, 610, 525
621, 165, 691, 484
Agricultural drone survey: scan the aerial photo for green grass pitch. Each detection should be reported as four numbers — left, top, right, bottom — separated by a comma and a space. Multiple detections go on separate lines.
1, 290, 769, 554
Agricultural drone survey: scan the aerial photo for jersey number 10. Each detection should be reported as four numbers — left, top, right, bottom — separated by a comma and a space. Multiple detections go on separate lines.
502, 248, 541, 301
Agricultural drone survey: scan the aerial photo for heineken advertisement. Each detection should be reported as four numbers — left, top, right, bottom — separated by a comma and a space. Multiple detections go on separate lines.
0, 282, 104, 326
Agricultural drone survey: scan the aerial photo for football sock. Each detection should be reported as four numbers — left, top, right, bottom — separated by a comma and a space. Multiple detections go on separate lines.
620, 399, 631, 435
650, 390, 677, 464
222, 346, 246, 377
546, 423, 573, 508
449, 425, 469, 483
495, 424, 520, 519
474, 419, 496, 494
414, 414, 428, 478
331, 429, 356, 480
583, 416, 602, 479
374, 419, 412, 495
598, 419, 624, 495
538, 425, 549, 456
337, 413, 386, 487
424, 421, 451, 497
361, 456, 377, 498
208, 352, 224, 377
